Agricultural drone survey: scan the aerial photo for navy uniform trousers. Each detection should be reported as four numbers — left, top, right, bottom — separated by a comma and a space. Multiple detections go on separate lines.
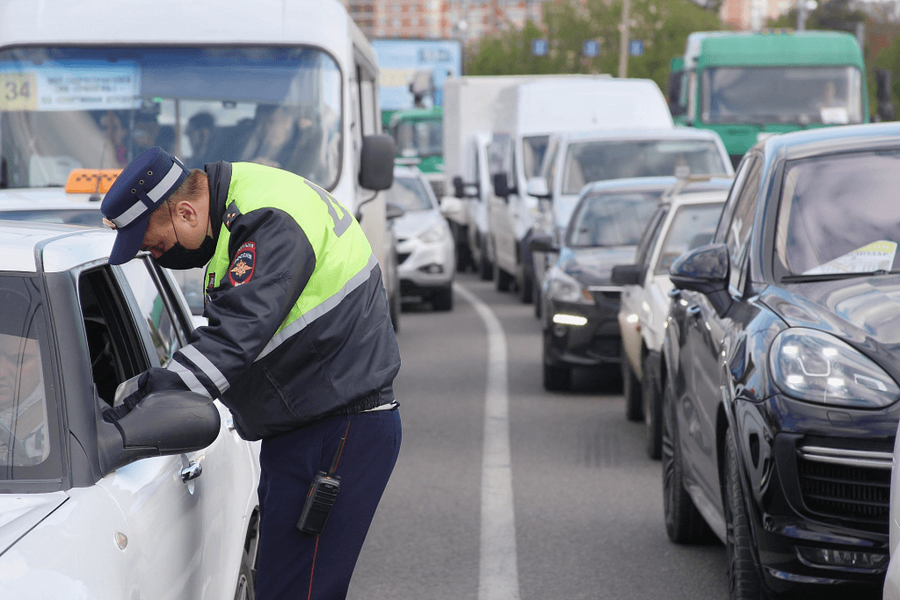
255, 408, 402, 600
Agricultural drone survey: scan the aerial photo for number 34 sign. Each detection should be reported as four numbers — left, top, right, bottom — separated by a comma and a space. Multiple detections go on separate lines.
0, 72, 37, 111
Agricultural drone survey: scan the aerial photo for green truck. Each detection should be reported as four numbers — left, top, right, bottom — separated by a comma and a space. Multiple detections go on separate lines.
670, 30, 875, 167
388, 105, 445, 198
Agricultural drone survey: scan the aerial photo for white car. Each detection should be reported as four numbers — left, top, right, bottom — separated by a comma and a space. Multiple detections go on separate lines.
0, 221, 260, 599
611, 176, 732, 458
886, 421, 900, 599
387, 166, 456, 311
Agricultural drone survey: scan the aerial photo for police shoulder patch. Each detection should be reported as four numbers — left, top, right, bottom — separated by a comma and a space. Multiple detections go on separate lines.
229, 241, 256, 286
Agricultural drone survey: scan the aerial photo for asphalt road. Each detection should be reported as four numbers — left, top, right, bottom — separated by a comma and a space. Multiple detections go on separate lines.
347, 271, 729, 600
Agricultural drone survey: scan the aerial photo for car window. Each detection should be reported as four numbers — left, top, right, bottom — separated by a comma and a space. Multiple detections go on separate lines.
0, 276, 60, 477
635, 206, 668, 267
567, 192, 661, 248
653, 202, 725, 274
118, 259, 184, 367
723, 156, 761, 292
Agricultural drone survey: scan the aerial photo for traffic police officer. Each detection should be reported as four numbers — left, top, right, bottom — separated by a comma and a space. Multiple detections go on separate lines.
100, 146, 402, 599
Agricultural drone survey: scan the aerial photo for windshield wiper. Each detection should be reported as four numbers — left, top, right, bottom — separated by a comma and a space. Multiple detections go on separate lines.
781, 270, 898, 283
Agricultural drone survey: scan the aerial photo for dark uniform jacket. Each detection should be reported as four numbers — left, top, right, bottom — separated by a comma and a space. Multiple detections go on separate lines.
162, 161, 400, 440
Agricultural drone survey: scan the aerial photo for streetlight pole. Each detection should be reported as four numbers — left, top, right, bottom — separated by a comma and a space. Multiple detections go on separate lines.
618, 0, 630, 78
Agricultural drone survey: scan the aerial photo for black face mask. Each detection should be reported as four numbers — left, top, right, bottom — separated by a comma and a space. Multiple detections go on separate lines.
155, 235, 216, 270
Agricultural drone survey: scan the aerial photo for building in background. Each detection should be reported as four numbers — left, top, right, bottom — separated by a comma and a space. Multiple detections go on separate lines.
343, 0, 545, 41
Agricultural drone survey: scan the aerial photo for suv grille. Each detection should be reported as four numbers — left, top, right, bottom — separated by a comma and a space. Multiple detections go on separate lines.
796, 446, 892, 526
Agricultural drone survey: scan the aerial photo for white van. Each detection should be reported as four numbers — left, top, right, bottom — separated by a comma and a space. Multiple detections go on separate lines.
488, 77, 673, 303
0, 0, 401, 326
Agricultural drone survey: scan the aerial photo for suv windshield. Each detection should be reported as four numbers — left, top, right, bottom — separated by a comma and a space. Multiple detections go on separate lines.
561, 139, 728, 195
0, 276, 60, 483
776, 150, 900, 277
566, 191, 661, 248
701, 66, 862, 126
0, 46, 342, 189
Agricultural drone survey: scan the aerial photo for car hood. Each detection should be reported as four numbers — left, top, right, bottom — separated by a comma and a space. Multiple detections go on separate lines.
0, 187, 101, 210
0, 492, 68, 555
393, 210, 443, 240
561, 245, 637, 286
760, 276, 900, 377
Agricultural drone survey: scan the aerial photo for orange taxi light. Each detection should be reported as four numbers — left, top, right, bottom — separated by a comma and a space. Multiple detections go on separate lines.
66, 169, 123, 194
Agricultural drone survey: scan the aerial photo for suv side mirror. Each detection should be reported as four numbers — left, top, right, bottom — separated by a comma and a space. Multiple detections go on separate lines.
526, 176, 551, 199
97, 390, 221, 476
669, 243, 731, 317
359, 134, 395, 191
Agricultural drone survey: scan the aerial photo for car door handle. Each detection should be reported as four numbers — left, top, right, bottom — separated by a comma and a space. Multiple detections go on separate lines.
180, 461, 203, 483
687, 305, 701, 318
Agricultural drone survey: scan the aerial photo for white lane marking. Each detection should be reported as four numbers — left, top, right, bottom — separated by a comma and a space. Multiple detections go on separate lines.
455, 283, 521, 600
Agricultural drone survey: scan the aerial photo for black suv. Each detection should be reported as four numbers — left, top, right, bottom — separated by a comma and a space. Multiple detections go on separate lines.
662, 122, 900, 598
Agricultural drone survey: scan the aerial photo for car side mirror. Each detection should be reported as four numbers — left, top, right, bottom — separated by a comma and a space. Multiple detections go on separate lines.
611, 263, 643, 286
492, 172, 514, 199
528, 233, 557, 254
452, 175, 465, 198
385, 202, 406, 220
359, 134, 395, 191
669, 243, 731, 317
97, 389, 221, 477
526, 176, 551, 199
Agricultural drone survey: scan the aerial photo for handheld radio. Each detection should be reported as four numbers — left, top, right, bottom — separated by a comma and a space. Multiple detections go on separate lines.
296, 436, 346, 536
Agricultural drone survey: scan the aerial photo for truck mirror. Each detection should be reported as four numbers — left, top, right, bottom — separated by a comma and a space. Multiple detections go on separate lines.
526, 177, 550, 199
359, 134, 395, 191
492, 172, 512, 199
876, 69, 895, 122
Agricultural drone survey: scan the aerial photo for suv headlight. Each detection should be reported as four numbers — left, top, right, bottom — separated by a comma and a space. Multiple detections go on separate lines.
769, 328, 900, 408
546, 269, 593, 305
418, 223, 447, 244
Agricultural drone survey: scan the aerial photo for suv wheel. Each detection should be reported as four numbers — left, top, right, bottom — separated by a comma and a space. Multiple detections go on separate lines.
662, 378, 708, 543
725, 430, 766, 600
643, 361, 662, 460
496, 268, 513, 292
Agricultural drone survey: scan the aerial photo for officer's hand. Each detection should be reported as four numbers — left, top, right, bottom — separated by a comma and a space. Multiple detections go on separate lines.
102, 369, 188, 423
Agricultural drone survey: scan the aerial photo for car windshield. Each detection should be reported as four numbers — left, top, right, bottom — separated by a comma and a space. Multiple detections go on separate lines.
566, 191, 661, 248
701, 66, 863, 125
0, 276, 61, 482
0, 46, 342, 189
653, 202, 724, 274
395, 118, 442, 159
561, 139, 729, 194
775, 150, 900, 277
385, 175, 434, 212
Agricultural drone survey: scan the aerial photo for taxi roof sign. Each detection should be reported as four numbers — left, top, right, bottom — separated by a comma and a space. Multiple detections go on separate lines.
66, 169, 122, 194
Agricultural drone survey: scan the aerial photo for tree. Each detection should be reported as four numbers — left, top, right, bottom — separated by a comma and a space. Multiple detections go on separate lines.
466, 0, 723, 93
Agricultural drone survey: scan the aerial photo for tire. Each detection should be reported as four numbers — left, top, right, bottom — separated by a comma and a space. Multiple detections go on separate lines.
725, 431, 767, 600
643, 360, 663, 460
432, 286, 453, 311
478, 244, 494, 281
662, 378, 709, 543
534, 291, 542, 319
496, 267, 513, 292
233, 547, 256, 600
623, 355, 643, 422
543, 362, 570, 391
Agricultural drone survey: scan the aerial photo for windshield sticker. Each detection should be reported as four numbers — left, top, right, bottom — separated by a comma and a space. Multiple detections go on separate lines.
0, 62, 140, 112
820, 106, 849, 125
804, 240, 897, 275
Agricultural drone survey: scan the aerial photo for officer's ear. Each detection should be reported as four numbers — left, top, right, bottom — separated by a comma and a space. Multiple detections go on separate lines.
173, 199, 200, 227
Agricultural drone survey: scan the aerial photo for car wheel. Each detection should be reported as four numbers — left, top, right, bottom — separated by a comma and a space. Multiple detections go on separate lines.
496, 267, 513, 292
233, 546, 256, 600
643, 361, 662, 460
623, 355, 643, 422
662, 378, 708, 543
534, 291, 542, 319
725, 430, 766, 600
479, 244, 493, 281
543, 362, 570, 391
432, 286, 453, 311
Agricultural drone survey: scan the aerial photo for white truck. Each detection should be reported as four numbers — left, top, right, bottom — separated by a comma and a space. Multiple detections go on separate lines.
441, 75, 540, 279
0, 0, 401, 327
488, 77, 674, 303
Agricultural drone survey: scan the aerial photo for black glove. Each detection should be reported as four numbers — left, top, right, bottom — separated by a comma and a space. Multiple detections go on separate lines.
102, 368, 189, 423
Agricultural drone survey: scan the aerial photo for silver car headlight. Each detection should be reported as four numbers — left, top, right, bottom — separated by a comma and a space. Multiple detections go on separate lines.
418, 223, 447, 244
769, 328, 900, 408
546, 269, 593, 305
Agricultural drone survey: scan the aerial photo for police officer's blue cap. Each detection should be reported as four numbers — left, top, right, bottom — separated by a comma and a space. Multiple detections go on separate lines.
101, 146, 189, 265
